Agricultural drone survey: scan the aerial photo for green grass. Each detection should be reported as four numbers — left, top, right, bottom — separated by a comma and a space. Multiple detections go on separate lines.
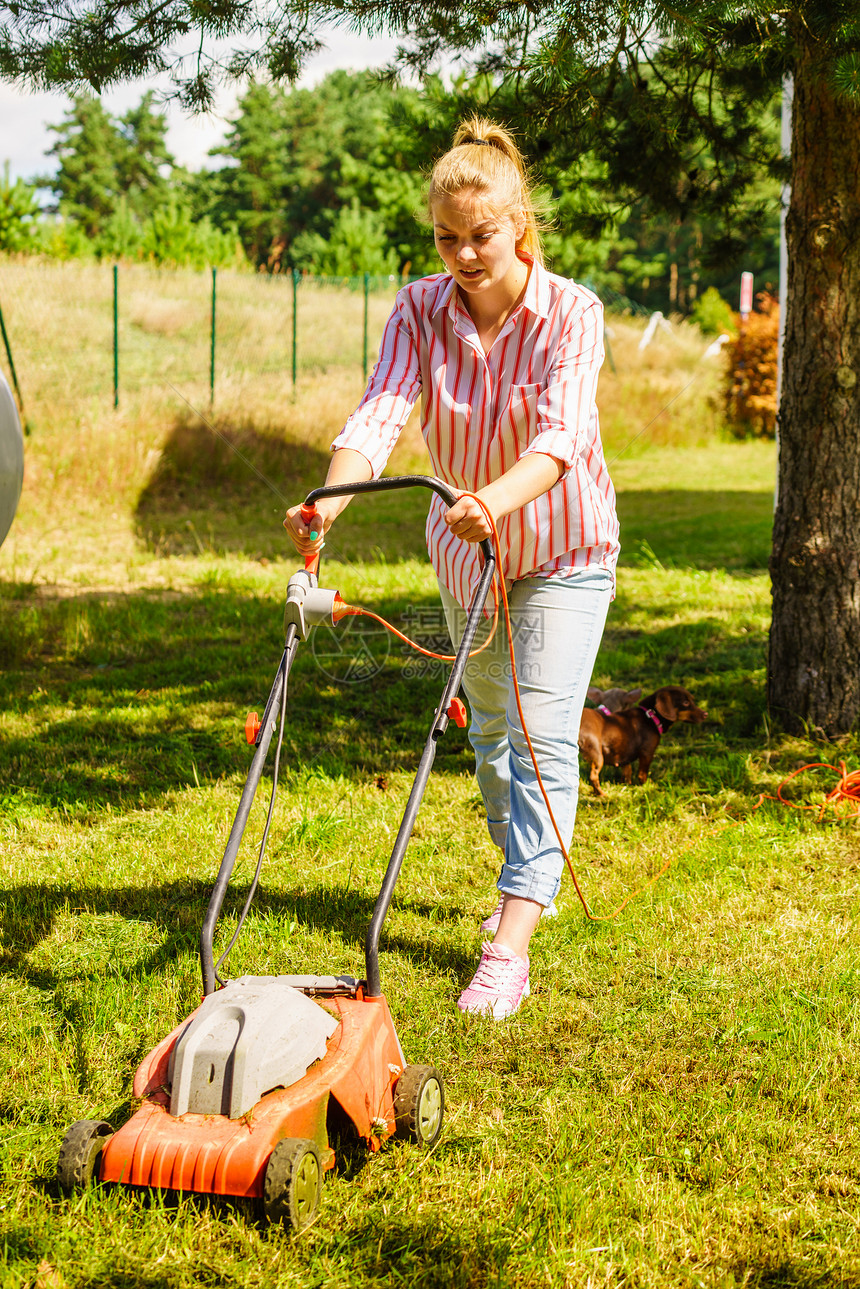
2, 306, 860, 1288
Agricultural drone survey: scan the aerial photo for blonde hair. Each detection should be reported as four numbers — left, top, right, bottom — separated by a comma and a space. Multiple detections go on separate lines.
427, 116, 548, 266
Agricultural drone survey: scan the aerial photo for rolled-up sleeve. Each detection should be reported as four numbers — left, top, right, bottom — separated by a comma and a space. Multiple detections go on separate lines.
330, 292, 422, 478
520, 298, 604, 471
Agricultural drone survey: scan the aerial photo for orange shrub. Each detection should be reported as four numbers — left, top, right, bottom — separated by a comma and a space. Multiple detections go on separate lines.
723, 291, 779, 438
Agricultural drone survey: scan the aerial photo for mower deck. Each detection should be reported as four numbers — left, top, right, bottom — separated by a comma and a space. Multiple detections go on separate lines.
100, 983, 405, 1198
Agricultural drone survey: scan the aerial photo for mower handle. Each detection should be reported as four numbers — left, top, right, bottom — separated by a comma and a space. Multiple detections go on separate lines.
304, 474, 495, 567
201, 475, 497, 998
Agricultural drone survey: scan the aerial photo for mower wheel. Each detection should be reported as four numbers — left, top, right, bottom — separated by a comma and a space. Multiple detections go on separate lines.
394, 1065, 444, 1148
262, 1138, 322, 1231
57, 1119, 114, 1195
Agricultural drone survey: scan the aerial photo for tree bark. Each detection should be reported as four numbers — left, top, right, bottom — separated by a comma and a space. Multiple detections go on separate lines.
768, 32, 860, 735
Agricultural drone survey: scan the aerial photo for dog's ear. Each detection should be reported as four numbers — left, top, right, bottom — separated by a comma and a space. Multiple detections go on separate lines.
587, 686, 603, 703
624, 688, 642, 704
654, 689, 679, 720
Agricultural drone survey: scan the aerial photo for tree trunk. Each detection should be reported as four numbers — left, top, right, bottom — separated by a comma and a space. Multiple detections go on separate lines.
768, 34, 860, 735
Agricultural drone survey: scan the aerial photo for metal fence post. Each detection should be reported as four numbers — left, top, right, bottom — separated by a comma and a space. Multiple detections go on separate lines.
291, 268, 299, 387
604, 323, 616, 374
363, 271, 370, 381
210, 266, 217, 405
113, 263, 119, 409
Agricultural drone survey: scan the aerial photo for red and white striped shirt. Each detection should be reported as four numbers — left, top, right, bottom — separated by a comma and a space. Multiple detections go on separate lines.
332, 261, 619, 608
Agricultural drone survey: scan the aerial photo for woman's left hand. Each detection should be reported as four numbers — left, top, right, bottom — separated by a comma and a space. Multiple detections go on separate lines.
444, 492, 494, 543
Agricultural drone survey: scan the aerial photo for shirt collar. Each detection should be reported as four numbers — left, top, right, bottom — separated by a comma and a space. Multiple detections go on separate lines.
522, 257, 551, 320
430, 256, 551, 322
431, 275, 457, 317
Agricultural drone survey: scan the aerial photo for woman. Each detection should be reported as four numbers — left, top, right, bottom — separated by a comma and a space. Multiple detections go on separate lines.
285, 117, 619, 1018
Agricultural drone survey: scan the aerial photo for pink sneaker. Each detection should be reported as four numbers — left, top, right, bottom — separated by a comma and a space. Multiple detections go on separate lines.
480, 896, 559, 934
457, 941, 530, 1018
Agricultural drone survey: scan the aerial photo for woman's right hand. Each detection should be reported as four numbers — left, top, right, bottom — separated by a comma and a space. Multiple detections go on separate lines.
283, 500, 336, 558
284, 449, 374, 559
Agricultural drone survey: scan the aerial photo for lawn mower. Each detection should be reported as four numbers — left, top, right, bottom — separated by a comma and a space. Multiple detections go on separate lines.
56, 476, 496, 1231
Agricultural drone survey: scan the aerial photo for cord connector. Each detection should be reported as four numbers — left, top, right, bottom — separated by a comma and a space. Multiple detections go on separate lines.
284, 569, 342, 641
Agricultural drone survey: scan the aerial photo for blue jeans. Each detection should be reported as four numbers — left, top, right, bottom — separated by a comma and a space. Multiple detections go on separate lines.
440, 571, 612, 907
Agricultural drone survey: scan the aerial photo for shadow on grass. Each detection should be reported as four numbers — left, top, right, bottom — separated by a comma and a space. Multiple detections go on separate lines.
617, 487, 773, 570
9, 1207, 516, 1289
131, 420, 776, 572
0, 578, 472, 809
730, 1261, 839, 1288
132, 415, 431, 563
4, 1199, 837, 1289
0, 574, 771, 818
303, 1212, 516, 1287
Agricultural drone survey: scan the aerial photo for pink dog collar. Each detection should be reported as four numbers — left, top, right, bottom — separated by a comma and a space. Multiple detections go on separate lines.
639, 705, 665, 735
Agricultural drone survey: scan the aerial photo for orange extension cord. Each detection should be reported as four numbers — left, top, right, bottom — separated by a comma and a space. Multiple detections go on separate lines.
334, 493, 860, 919
335, 494, 671, 920
338, 578, 500, 662
748, 761, 860, 821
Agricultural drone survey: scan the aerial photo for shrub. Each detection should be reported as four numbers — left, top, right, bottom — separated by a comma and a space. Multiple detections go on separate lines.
29, 200, 243, 268
0, 164, 41, 253
290, 201, 399, 277
723, 291, 779, 439
138, 200, 242, 269
36, 216, 94, 259
690, 286, 737, 337
95, 199, 144, 261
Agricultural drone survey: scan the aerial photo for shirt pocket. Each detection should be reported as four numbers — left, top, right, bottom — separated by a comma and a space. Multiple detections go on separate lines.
489, 382, 543, 476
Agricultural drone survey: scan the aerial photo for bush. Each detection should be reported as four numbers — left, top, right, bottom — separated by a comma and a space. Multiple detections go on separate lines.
0, 164, 40, 253
723, 292, 779, 439
137, 200, 242, 269
690, 286, 737, 337
95, 199, 143, 262
35, 216, 94, 259
27, 200, 243, 268
290, 201, 399, 277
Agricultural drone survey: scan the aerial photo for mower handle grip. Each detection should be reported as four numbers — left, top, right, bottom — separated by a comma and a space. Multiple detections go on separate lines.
304, 474, 495, 565
299, 502, 320, 573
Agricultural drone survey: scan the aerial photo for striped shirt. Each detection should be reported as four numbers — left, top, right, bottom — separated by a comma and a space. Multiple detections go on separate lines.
332, 260, 619, 608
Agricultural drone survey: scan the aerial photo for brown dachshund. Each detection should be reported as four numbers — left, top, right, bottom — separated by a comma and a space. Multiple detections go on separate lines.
578, 685, 707, 797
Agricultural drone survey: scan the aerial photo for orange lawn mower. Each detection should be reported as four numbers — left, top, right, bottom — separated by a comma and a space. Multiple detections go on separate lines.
56, 476, 496, 1231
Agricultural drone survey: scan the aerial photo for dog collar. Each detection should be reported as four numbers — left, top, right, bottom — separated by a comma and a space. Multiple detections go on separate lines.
597, 704, 613, 716
639, 705, 668, 734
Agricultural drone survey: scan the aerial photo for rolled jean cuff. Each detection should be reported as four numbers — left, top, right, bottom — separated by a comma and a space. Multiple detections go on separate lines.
498, 854, 563, 909
487, 818, 509, 850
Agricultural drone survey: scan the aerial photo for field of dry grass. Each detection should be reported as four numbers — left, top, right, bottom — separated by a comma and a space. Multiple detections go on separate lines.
1, 256, 728, 524
1, 259, 405, 414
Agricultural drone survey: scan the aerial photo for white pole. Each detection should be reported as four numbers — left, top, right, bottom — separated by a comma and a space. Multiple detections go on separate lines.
775, 73, 793, 510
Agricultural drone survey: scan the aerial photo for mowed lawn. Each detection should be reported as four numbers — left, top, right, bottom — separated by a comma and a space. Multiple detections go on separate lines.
1, 298, 859, 1288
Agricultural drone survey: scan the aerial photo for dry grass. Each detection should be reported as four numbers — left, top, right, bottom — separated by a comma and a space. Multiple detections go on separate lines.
2, 257, 726, 519
601, 316, 725, 453
1, 259, 406, 412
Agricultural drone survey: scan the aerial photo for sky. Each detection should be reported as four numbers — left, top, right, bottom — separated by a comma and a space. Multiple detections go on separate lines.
1, 28, 403, 185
